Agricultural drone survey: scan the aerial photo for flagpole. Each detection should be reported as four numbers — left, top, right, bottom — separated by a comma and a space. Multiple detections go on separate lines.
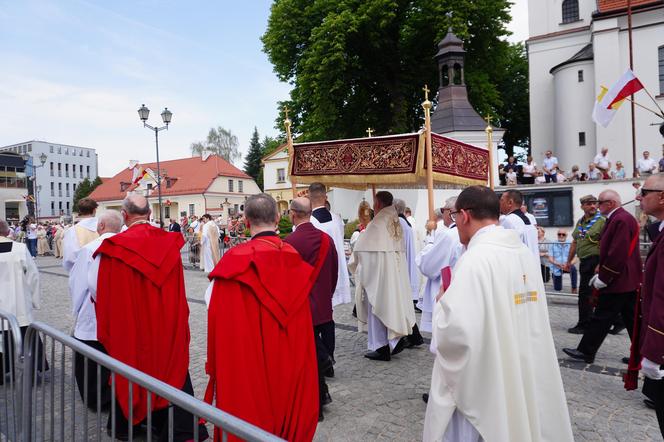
623, 96, 664, 119
627, 0, 637, 178
639, 87, 664, 117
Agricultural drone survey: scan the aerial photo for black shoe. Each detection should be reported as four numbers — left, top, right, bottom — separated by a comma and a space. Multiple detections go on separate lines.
322, 391, 332, 406
318, 409, 325, 422
352, 305, 357, 318
392, 337, 409, 355
422, 393, 429, 403
622, 357, 630, 364
319, 356, 334, 375
365, 345, 391, 361
567, 326, 585, 335
563, 348, 594, 364
413, 300, 422, 313
325, 366, 334, 378
644, 398, 657, 410
408, 324, 424, 347
609, 325, 626, 335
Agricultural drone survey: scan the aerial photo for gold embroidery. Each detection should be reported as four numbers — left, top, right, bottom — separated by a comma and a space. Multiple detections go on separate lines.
514, 291, 539, 305
527, 291, 538, 302
648, 325, 664, 337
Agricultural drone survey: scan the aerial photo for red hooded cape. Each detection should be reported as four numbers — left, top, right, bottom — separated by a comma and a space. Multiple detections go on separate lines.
205, 235, 319, 442
94, 223, 189, 424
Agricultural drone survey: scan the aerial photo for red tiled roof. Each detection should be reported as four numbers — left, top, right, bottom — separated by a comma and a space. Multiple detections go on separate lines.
89, 154, 250, 202
597, 0, 661, 12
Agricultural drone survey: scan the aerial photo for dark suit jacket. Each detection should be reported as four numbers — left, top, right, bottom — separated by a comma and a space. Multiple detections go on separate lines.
598, 207, 642, 294
640, 228, 664, 363
284, 222, 338, 325
169, 222, 181, 233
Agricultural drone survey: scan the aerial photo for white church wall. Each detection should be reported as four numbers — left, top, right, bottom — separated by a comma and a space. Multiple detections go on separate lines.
527, 0, 595, 40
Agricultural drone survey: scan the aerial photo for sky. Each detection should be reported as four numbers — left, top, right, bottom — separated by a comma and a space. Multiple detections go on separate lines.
0, 0, 529, 177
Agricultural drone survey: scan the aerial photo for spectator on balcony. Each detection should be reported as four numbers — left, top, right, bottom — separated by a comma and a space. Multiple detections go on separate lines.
504, 157, 519, 174
535, 170, 546, 185
659, 152, 664, 172
556, 169, 568, 183
637, 150, 658, 176
521, 155, 537, 184
588, 163, 602, 181
506, 168, 518, 186
498, 164, 506, 186
567, 165, 581, 182
612, 161, 627, 179
542, 150, 559, 183
593, 147, 612, 179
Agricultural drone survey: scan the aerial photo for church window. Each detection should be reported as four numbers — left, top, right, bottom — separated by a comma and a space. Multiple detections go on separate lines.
578, 132, 586, 146
578, 70, 584, 82
562, 0, 579, 24
453, 63, 462, 85
441, 64, 450, 87
659, 46, 664, 94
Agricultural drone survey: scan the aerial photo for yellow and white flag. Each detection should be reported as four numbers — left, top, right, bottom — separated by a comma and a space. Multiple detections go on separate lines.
592, 69, 645, 128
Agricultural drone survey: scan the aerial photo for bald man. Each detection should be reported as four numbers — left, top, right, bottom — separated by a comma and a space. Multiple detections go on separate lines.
564, 189, 642, 364
92, 195, 207, 440
69, 210, 123, 410
285, 197, 338, 421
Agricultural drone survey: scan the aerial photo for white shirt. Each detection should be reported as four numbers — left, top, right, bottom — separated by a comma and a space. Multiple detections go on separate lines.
27, 224, 37, 239
542, 156, 558, 173
62, 217, 98, 272
637, 157, 657, 173
0, 237, 40, 327
69, 232, 115, 341
593, 153, 611, 170
522, 162, 537, 177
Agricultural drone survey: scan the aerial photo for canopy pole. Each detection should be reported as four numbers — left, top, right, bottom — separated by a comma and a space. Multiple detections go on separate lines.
422, 85, 436, 232
284, 106, 297, 199
485, 114, 494, 190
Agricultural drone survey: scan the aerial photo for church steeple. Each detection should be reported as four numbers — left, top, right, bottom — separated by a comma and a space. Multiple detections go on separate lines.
430, 29, 487, 134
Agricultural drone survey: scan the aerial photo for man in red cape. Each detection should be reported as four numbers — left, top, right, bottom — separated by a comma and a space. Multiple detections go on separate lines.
205, 193, 318, 441
93, 194, 207, 441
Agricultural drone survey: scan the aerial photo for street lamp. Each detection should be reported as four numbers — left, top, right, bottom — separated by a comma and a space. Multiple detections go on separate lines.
137, 104, 173, 227
30, 152, 48, 220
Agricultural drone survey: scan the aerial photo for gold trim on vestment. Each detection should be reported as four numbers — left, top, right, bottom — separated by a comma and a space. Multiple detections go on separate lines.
648, 325, 664, 337
601, 265, 620, 275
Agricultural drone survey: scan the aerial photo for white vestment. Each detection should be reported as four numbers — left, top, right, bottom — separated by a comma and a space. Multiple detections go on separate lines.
0, 236, 40, 327
69, 232, 115, 341
499, 213, 539, 260
311, 209, 351, 306
424, 226, 573, 442
200, 220, 221, 273
399, 217, 419, 300
416, 225, 462, 333
349, 205, 415, 342
62, 217, 98, 272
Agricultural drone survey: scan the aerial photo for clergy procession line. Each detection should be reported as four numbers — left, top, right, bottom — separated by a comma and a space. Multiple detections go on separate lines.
2, 175, 664, 441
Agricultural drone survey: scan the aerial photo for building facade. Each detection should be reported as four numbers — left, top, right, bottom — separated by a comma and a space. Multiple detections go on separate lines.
527, 0, 664, 175
90, 154, 260, 225
0, 152, 29, 223
0, 140, 99, 220
261, 145, 308, 214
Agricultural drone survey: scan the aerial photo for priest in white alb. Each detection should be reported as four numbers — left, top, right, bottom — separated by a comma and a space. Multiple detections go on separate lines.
309, 183, 351, 306
199, 214, 221, 274
349, 191, 420, 361
499, 189, 539, 260
62, 197, 99, 272
424, 186, 573, 442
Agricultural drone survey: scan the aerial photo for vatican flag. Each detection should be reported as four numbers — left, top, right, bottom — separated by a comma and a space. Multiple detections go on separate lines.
591, 86, 615, 128
592, 69, 645, 128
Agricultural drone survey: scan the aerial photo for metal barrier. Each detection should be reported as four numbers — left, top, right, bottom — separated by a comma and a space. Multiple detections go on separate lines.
0, 309, 23, 441
21, 322, 284, 442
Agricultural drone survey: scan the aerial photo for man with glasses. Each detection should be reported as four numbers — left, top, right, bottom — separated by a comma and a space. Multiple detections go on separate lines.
548, 229, 577, 293
563, 190, 642, 364
423, 186, 572, 442
564, 195, 606, 334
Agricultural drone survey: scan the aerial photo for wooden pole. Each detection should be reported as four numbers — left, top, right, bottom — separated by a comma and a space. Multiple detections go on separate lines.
283, 106, 297, 199
485, 114, 494, 190
422, 85, 436, 232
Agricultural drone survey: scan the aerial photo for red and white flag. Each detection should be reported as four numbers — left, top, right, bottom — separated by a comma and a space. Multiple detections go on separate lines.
592, 69, 644, 128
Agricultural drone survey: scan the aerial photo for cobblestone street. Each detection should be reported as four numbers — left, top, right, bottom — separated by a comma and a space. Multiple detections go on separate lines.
30, 256, 663, 441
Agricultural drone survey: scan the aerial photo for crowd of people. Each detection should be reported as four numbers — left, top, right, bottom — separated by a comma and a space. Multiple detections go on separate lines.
2, 174, 664, 440
499, 147, 664, 186
4, 216, 67, 258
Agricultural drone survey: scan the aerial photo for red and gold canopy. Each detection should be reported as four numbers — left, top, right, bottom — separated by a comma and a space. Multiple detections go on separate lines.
289, 131, 488, 189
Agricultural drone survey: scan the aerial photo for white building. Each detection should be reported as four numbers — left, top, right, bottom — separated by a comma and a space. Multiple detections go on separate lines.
261, 145, 308, 214
0, 140, 99, 220
527, 0, 664, 175
0, 152, 29, 223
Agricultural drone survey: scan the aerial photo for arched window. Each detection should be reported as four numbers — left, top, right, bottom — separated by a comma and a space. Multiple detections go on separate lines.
562, 0, 579, 24
453, 63, 462, 85
441, 64, 449, 87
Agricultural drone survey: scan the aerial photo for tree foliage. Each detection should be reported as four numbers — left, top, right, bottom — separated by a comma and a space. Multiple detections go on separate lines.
190, 126, 241, 163
73, 176, 103, 212
497, 42, 530, 157
243, 127, 264, 189
262, 0, 527, 148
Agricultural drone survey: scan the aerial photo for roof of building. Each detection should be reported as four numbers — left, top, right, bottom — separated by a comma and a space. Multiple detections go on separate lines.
596, 0, 662, 13
549, 43, 594, 74
261, 143, 288, 162
89, 154, 250, 202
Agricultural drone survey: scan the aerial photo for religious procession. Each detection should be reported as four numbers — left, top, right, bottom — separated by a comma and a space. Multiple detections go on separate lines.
2, 1, 664, 441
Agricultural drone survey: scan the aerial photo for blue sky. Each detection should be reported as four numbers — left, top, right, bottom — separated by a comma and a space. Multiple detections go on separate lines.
0, 0, 527, 176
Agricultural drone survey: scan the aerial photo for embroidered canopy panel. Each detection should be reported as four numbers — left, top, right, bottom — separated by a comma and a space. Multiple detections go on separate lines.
290, 131, 488, 189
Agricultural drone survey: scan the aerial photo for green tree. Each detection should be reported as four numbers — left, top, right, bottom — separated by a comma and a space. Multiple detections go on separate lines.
244, 127, 264, 189
497, 42, 530, 158
190, 126, 241, 163
261, 135, 283, 157
277, 215, 293, 238
73, 176, 103, 212
262, 0, 523, 144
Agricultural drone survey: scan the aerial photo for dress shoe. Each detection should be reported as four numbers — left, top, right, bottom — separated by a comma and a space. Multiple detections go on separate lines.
567, 325, 585, 335
609, 325, 626, 335
322, 391, 332, 406
364, 346, 391, 361
325, 366, 334, 378
644, 398, 657, 410
563, 348, 594, 363
391, 337, 409, 355
319, 356, 334, 375
413, 300, 422, 313
318, 409, 325, 422
422, 393, 429, 403
408, 324, 424, 347
622, 357, 630, 364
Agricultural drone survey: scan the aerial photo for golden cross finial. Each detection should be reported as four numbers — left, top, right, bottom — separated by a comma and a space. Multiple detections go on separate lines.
366, 127, 374, 137
283, 105, 290, 120
485, 113, 492, 126
423, 84, 430, 102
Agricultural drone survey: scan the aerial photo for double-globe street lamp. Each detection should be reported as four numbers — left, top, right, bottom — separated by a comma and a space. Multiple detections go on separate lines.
137, 104, 172, 227
30, 152, 48, 220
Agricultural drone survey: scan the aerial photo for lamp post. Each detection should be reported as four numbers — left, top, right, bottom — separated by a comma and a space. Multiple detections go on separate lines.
30, 152, 48, 220
138, 104, 172, 227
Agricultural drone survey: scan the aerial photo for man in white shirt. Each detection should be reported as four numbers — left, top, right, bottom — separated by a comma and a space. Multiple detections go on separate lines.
499, 189, 539, 259
542, 150, 559, 183
637, 150, 658, 176
593, 147, 612, 179
62, 197, 99, 272
588, 163, 603, 181
69, 210, 122, 410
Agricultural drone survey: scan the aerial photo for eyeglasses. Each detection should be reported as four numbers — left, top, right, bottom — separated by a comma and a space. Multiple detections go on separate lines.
597, 200, 611, 205
450, 208, 473, 222
557, 233, 567, 237
640, 188, 663, 197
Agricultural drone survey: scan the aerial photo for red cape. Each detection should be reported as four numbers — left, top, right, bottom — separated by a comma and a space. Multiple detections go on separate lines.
94, 223, 189, 424
205, 235, 318, 442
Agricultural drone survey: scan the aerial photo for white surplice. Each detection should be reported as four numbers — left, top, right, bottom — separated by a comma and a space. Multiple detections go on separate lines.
0, 236, 40, 328
499, 213, 539, 260
398, 217, 419, 300
69, 232, 115, 341
424, 226, 573, 442
200, 220, 220, 273
62, 217, 98, 272
311, 209, 351, 306
349, 205, 415, 343
416, 225, 462, 333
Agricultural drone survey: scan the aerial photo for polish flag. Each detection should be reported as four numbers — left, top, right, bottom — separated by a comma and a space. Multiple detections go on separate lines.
592, 69, 644, 128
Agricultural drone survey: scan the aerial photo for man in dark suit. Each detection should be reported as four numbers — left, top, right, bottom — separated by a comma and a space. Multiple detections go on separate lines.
563, 189, 642, 363
168, 219, 181, 233
284, 197, 338, 422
